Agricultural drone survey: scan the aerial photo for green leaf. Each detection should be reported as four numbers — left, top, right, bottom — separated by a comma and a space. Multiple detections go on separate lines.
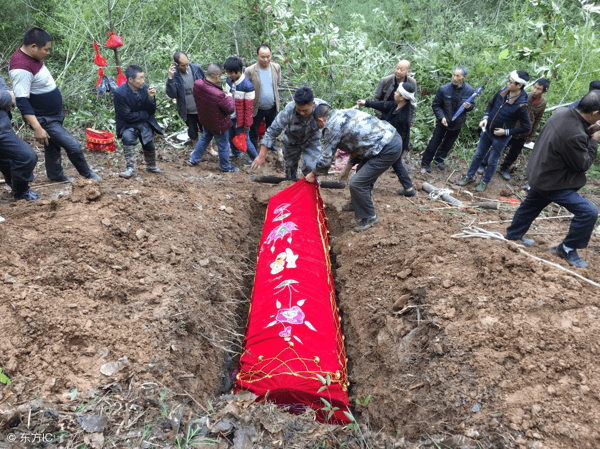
70, 388, 78, 401
328, 410, 334, 419
316, 374, 327, 385
326, 374, 331, 386
355, 398, 361, 405
320, 398, 331, 408
498, 49, 509, 60
343, 411, 355, 422
363, 395, 371, 406
318, 386, 327, 393
0, 368, 11, 386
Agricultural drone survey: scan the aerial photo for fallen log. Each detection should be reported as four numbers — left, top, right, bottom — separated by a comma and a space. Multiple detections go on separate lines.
251, 175, 345, 189
471, 201, 499, 210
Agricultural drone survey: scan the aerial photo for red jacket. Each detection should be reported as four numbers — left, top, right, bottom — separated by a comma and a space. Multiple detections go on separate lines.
193, 79, 234, 134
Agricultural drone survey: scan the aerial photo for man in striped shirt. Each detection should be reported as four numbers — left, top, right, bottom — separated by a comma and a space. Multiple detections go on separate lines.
9, 28, 101, 183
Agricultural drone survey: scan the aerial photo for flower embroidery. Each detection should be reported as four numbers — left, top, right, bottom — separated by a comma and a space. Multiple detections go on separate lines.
276, 306, 305, 325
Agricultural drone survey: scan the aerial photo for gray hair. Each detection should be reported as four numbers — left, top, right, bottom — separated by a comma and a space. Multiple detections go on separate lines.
456, 66, 468, 77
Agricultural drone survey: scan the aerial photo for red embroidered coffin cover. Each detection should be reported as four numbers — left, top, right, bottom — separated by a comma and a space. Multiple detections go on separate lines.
235, 179, 350, 424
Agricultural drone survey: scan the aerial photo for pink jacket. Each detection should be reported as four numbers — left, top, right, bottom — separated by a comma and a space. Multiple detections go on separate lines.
193, 79, 234, 134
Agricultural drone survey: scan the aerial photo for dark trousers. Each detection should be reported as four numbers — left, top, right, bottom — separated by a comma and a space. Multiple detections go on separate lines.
421, 123, 461, 167
349, 133, 402, 220
121, 127, 156, 155
499, 137, 526, 171
506, 188, 599, 249
185, 113, 202, 141
249, 106, 278, 150
0, 115, 37, 184
38, 115, 93, 181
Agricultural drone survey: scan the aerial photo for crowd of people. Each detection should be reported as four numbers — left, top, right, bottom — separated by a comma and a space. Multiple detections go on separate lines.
1, 28, 598, 266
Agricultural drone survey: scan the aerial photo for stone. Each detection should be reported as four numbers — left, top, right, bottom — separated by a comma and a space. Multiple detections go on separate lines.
76, 415, 108, 433
100, 356, 130, 376
101, 218, 111, 227
136, 229, 148, 240
225, 207, 234, 215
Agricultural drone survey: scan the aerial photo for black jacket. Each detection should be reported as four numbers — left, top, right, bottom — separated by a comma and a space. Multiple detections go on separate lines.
114, 83, 163, 139
364, 100, 410, 152
165, 63, 205, 121
483, 87, 531, 136
431, 82, 475, 131
527, 107, 597, 192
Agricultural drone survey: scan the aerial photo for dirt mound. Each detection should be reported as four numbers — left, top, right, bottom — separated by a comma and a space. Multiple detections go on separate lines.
1, 141, 599, 448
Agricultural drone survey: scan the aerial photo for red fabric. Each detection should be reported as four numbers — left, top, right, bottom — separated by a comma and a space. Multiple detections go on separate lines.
93, 42, 107, 67
116, 66, 127, 87
105, 32, 124, 49
96, 68, 104, 87
235, 180, 350, 424
193, 79, 234, 134
232, 132, 248, 153
258, 119, 266, 142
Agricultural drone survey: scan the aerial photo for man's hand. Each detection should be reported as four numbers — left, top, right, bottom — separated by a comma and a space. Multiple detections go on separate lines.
305, 172, 317, 183
168, 64, 176, 80
493, 128, 506, 136
463, 102, 471, 110
34, 127, 50, 146
592, 130, 600, 141
148, 85, 156, 99
356, 100, 366, 107
339, 162, 352, 181
251, 145, 268, 170
441, 117, 448, 127
9, 91, 16, 109
243, 126, 250, 132
479, 119, 488, 129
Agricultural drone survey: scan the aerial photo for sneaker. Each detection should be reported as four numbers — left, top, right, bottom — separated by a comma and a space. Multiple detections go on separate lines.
456, 176, 474, 186
354, 215, 379, 232
186, 161, 198, 166
550, 244, 588, 268
397, 187, 416, 197
506, 236, 535, 247
476, 166, 484, 175
476, 182, 487, 192
209, 148, 219, 157
50, 176, 76, 183
522, 183, 530, 191
13, 188, 40, 201
86, 172, 102, 182
435, 161, 446, 170
222, 167, 239, 173
499, 169, 511, 180
146, 166, 164, 173
421, 165, 432, 174
342, 203, 354, 212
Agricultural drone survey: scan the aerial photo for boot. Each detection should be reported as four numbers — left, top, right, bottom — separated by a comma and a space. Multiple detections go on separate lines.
143, 144, 164, 174
12, 180, 40, 201
120, 147, 136, 178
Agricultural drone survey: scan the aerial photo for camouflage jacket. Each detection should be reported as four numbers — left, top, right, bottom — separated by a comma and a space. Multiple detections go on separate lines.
261, 98, 329, 149
313, 109, 397, 175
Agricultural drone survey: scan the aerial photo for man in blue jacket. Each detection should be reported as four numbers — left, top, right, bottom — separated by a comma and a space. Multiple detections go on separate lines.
166, 52, 205, 148
114, 65, 164, 178
457, 71, 531, 192
421, 66, 474, 172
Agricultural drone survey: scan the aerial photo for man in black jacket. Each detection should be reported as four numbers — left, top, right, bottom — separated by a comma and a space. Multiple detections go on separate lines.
421, 66, 474, 172
114, 65, 164, 178
505, 90, 600, 268
166, 52, 205, 148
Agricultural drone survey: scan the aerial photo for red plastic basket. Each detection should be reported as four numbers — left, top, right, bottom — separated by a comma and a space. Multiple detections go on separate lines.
86, 128, 116, 152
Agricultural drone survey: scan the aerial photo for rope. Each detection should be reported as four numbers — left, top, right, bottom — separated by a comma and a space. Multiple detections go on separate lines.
452, 226, 600, 289
429, 188, 454, 201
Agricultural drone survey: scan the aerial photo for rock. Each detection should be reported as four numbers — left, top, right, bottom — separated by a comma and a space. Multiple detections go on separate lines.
471, 403, 481, 413
225, 207, 234, 215
442, 279, 453, 288
531, 404, 542, 415
199, 259, 210, 267
392, 294, 410, 311
432, 342, 444, 355
84, 432, 104, 449
100, 356, 130, 376
44, 410, 59, 419
212, 417, 234, 433
101, 218, 111, 227
77, 415, 108, 433
135, 229, 147, 240
120, 227, 128, 234
68, 303, 78, 308
396, 269, 411, 280
132, 252, 140, 259
219, 205, 227, 211
465, 428, 479, 438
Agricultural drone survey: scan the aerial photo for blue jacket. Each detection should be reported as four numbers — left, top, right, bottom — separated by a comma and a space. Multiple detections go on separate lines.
483, 87, 531, 136
114, 83, 163, 139
432, 82, 475, 131
165, 63, 205, 121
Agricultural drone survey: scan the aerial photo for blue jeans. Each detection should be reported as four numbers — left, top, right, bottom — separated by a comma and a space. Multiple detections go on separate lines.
465, 129, 510, 184
189, 129, 233, 171
506, 188, 599, 249
0, 114, 37, 184
229, 118, 257, 160
37, 115, 93, 181
349, 133, 402, 220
